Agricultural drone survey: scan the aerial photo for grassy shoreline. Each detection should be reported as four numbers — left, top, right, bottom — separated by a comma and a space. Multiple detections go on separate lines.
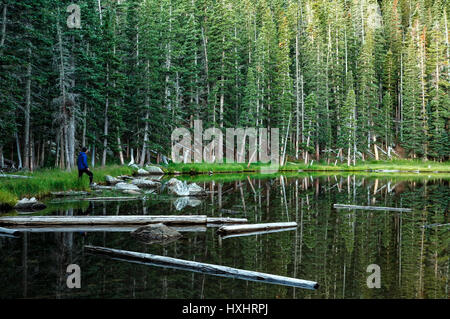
164, 160, 450, 174
0, 165, 134, 210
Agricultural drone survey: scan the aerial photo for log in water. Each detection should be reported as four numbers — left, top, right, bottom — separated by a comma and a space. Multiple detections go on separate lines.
3, 225, 207, 233
85, 245, 319, 290
217, 222, 298, 235
220, 227, 298, 239
0, 227, 21, 235
0, 215, 247, 226
333, 204, 412, 212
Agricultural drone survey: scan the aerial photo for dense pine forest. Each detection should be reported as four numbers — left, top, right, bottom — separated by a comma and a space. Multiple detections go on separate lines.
0, 0, 448, 171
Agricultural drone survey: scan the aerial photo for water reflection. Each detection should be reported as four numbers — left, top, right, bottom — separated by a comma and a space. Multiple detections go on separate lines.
0, 174, 448, 299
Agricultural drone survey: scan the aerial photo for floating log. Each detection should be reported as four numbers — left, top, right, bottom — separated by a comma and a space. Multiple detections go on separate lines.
80, 196, 140, 202
50, 191, 90, 197
206, 217, 248, 224
85, 245, 318, 290
217, 222, 297, 235
0, 215, 247, 226
220, 227, 298, 239
5, 225, 207, 233
0, 227, 21, 235
333, 204, 412, 212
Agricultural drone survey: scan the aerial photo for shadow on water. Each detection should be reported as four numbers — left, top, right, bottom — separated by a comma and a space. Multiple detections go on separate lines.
0, 174, 448, 299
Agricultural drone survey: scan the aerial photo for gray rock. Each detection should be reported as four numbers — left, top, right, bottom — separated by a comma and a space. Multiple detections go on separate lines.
131, 223, 182, 244
188, 183, 204, 195
131, 179, 161, 189
144, 165, 165, 175
137, 168, 150, 176
115, 182, 141, 192
105, 175, 122, 185
14, 198, 47, 211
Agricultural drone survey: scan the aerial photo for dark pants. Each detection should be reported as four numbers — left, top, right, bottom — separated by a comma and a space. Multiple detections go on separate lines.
78, 169, 93, 184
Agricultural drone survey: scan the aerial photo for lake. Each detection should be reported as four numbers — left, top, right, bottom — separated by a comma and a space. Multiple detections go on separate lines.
0, 173, 448, 299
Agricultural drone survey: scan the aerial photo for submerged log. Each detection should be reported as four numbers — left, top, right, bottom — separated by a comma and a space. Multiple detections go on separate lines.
333, 204, 412, 212
80, 196, 140, 201
0, 215, 247, 226
85, 245, 319, 290
217, 222, 297, 235
220, 227, 298, 239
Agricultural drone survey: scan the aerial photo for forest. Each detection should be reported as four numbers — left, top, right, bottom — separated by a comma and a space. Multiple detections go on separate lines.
0, 0, 449, 171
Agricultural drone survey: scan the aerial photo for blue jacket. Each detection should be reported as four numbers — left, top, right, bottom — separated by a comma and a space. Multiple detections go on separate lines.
77, 152, 88, 170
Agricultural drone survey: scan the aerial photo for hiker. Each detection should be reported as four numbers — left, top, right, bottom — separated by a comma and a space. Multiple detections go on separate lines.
77, 147, 96, 186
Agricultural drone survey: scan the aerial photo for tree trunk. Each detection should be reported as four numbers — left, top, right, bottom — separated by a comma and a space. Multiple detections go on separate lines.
24, 47, 32, 171
0, 4, 6, 47
102, 63, 109, 167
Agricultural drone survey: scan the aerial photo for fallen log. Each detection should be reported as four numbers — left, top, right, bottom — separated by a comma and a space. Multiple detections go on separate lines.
333, 204, 412, 212
217, 222, 297, 235
6, 225, 207, 233
0, 227, 21, 235
0, 215, 247, 226
220, 227, 298, 239
80, 196, 140, 202
85, 245, 319, 290
206, 217, 248, 224
0, 174, 32, 179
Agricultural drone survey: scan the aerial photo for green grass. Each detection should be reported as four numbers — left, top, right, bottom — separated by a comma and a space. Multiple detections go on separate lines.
164, 159, 450, 175
0, 165, 134, 205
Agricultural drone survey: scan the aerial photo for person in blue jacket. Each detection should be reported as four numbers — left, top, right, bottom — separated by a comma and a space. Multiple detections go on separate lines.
77, 147, 95, 186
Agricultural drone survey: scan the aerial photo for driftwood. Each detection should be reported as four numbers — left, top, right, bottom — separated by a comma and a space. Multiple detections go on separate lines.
85, 245, 319, 290
334, 204, 412, 212
0, 215, 247, 226
217, 222, 298, 235
220, 227, 298, 240
2, 225, 207, 233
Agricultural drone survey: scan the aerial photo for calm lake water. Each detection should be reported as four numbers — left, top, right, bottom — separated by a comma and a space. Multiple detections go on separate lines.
0, 173, 448, 299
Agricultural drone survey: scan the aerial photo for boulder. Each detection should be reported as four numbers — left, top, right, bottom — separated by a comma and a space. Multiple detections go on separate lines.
115, 182, 141, 192
168, 179, 190, 196
144, 165, 165, 175
105, 175, 123, 185
128, 163, 140, 170
136, 168, 150, 176
117, 175, 134, 181
131, 223, 182, 244
131, 179, 161, 189
14, 198, 47, 211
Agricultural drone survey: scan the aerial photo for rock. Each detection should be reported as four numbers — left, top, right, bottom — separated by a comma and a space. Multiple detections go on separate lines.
122, 190, 141, 195
137, 168, 150, 176
131, 179, 161, 189
144, 165, 165, 175
131, 223, 182, 244
105, 175, 123, 185
173, 197, 202, 211
166, 178, 205, 196
14, 198, 47, 211
128, 163, 140, 170
168, 179, 190, 196
117, 175, 134, 181
115, 182, 141, 192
